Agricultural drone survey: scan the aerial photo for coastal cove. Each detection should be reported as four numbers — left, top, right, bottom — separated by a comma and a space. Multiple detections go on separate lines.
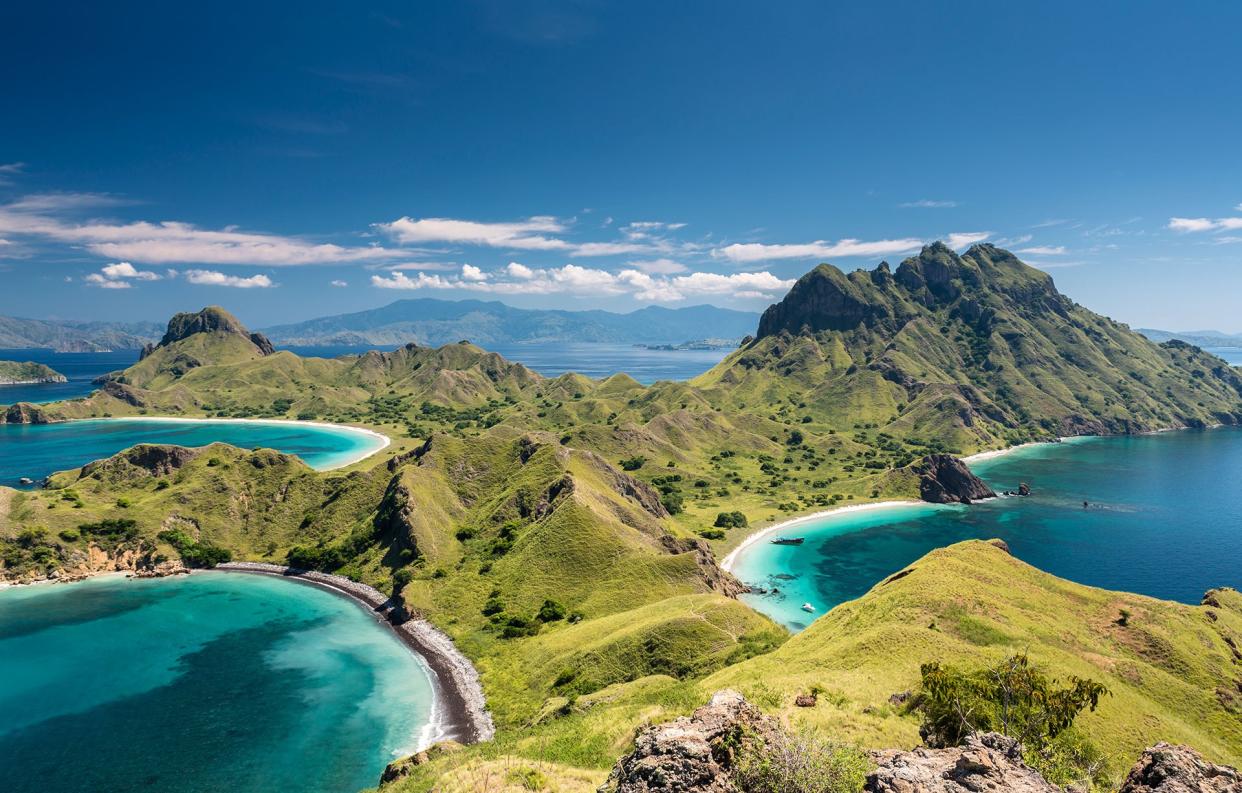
0, 571, 437, 793
729, 427, 1242, 631
0, 418, 389, 487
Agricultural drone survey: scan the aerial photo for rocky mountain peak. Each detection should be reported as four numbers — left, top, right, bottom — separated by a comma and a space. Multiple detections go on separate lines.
140, 306, 274, 360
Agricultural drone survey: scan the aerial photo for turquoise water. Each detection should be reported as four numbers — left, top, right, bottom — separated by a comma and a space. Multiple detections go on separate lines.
0, 419, 386, 487
734, 428, 1242, 631
0, 572, 435, 793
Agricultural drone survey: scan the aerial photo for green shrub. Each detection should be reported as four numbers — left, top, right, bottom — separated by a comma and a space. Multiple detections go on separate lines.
660, 491, 684, 514
619, 455, 647, 471
915, 653, 1109, 751
157, 529, 232, 568
537, 599, 567, 622
735, 726, 870, 793
714, 511, 749, 529
1025, 727, 1113, 790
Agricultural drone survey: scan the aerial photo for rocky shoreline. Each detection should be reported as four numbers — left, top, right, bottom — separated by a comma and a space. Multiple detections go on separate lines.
215, 562, 495, 746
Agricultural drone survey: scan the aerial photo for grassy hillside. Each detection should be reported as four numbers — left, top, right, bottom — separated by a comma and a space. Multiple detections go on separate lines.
3, 246, 1240, 791
0, 360, 65, 383
697, 243, 1242, 452
375, 541, 1242, 791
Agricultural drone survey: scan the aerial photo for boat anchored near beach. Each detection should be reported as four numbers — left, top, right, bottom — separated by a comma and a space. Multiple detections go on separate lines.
770, 536, 805, 545
801, 602, 815, 613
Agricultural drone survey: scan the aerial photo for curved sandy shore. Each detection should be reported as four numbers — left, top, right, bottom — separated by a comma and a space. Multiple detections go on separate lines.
720, 500, 925, 572
95, 416, 392, 470
721, 443, 1055, 573
215, 562, 494, 748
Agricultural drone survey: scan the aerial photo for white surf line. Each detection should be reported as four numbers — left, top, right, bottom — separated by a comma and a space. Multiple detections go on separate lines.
720, 500, 924, 573
97, 416, 392, 470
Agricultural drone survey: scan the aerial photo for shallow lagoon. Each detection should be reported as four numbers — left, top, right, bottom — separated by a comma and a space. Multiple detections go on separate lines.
0, 418, 387, 487
733, 428, 1242, 631
0, 572, 436, 793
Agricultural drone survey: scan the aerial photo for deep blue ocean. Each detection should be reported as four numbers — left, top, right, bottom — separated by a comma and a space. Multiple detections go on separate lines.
0, 572, 436, 793
734, 428, 1242, 631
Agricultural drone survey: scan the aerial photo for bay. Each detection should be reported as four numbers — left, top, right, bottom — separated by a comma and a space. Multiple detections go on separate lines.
0, 572, 436, 793
733, 428, 1242, 631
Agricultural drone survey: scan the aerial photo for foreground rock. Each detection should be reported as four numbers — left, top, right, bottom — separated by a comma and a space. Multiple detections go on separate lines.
913, 454, 997, 504
866, 733, 1058, 792
599, 689, 779, 793
1118, 743, 1241, 792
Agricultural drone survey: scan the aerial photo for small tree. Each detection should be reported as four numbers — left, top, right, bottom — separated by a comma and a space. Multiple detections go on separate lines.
916, 654, 1108, 750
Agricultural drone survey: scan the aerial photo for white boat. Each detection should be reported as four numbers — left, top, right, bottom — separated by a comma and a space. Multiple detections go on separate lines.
801, 602, 815, 613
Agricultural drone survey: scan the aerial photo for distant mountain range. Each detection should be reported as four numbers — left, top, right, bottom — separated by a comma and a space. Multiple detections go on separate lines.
257, 299, 761, 347
1138, 328, 1242, 348
0, 316, 164, 352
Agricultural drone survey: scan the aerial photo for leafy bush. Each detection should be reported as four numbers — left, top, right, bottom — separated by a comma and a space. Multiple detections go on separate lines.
698, 528, 726, 540
1025, 727, 1113, 790
287, 544, 347, 571
157, 529, 232, 568
661, 491, 684, 514
619, 455, 647, 471
537, 599, 567, 622
915, 654, 1108, 752
735, 726, 870, 793
78, 518, 139, 542
714, 511, 749, 529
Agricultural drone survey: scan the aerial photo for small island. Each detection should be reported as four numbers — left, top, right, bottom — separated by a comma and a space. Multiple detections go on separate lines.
0, 360, 68, 386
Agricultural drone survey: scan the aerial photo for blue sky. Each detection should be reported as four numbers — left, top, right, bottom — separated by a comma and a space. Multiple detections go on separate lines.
1, 1, 1240, 330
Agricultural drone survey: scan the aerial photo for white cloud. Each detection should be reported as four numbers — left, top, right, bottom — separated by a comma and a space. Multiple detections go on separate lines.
1235, 203, 1242, 213
627, 258, 688, 274
899, 199, 957, 208
330, 279, 348, 287
570, 241, 652, 256
375, 215, 694, 257
1168, 216, 1242, 233
371, 271, 454, 290
84, 260, 162, 287
713, 237, 923, 263
184, 270, 274, 288
376, 216, 570, 250
460, 263, 487, 281
102, 261, 161, 280
0, 162, 23, 186
946, 231, 991, 249
506, 261, 535, 279
0, 196, 405, 266
369, 262, 795, 302
1016, 245, 1067, 256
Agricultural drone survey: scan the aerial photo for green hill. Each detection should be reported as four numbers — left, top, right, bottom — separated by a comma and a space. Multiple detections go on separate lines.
697, 243, 1242, 452
376, 541, 1242, 791
3, 244, 1241, 791
0, 360, 66, 385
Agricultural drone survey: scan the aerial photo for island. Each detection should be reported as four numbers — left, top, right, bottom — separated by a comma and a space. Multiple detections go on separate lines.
0, 360, 68, 386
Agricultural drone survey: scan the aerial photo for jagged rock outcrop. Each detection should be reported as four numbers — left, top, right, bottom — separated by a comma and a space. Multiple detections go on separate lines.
866, 732, 1059, 792
1118, 743, 1241, 792
599, 689, 779, 793
140, 305, 274, 360
913, 454, 997, 504
757, 262, 900, 337
79, 444, 202, 479
2, 402, 50, 424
